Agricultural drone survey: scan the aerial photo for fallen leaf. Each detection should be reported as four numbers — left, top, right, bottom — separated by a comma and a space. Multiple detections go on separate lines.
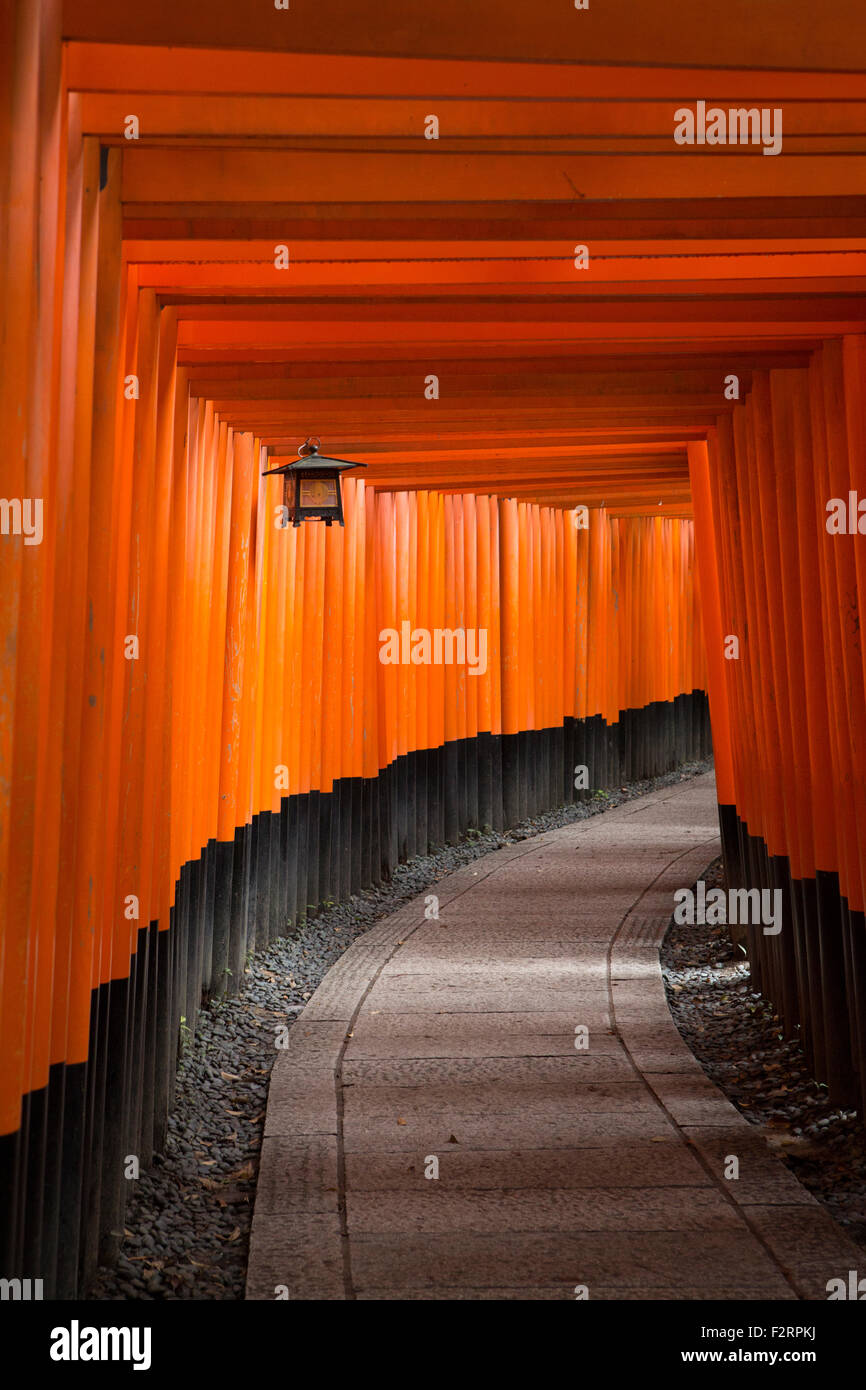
397, 1117, 407, 1125
227, 1228, 241, 1243
220, 1071, 241, 1081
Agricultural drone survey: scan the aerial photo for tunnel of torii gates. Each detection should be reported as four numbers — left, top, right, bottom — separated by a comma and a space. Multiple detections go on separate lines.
1, 0, 866, 1298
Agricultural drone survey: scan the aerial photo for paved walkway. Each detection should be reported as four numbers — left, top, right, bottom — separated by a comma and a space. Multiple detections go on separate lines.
247, 773, 861, 1300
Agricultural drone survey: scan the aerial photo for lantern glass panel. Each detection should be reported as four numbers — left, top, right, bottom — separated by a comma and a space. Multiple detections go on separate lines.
299, 476, 338, 509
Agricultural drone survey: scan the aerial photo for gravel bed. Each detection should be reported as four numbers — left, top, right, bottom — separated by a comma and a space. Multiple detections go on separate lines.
662, 857, 866, 1252
88, 756, 712, 1300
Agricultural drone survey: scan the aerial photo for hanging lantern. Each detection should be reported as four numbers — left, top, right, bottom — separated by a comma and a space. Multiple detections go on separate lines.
262, 437, 366, 527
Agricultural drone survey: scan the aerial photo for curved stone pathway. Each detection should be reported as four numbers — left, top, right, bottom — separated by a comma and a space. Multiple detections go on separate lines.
247, 773, 861, 1300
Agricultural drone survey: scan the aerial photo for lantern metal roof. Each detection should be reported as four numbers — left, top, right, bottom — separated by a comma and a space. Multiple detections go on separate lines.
262, 438, 367, 478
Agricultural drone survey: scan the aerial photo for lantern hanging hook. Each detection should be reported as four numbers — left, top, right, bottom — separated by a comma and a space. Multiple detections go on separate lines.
299, 436, 321, 457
